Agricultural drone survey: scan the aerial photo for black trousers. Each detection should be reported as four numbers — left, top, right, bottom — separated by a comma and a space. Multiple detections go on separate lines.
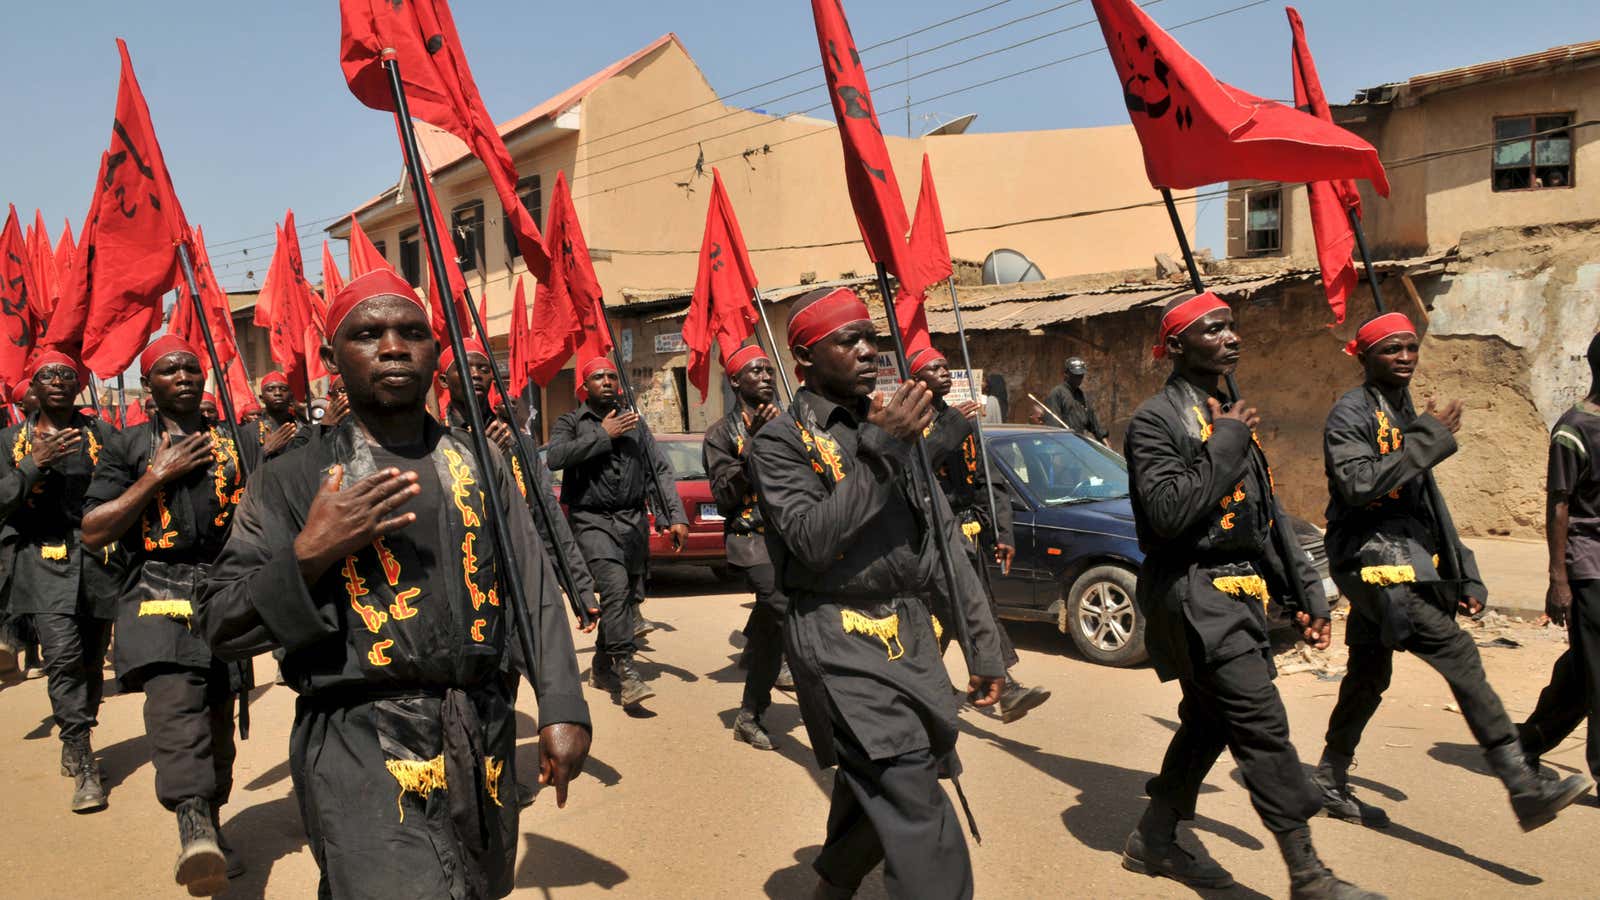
1326, 585, 1517, 760
590, 558, 646, 661
34, 612, 112, 743
1146, 639, 1320, 834
141, 661, 237, 811
738, 563, 787, 715
961, 539, 1019, 671
1520, 579, 1600, 778
813, 727, 973, 899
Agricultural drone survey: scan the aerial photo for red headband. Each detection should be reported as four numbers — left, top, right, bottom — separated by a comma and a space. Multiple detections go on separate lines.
1345, 312, 1416, 356
326, 270, 426, 338
907, 346, 947, 374
439, 338, 490, 375
723, 344, 770, 377
788, 288, 871, 349
140, 334, 201, 376
202, 393, 217, 405
1153, 292, 1229, 359
24, 351, 78, 385
260, 372, 289, 388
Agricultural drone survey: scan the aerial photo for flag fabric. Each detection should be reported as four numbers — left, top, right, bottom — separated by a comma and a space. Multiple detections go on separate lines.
346, 214, 393, 278
254, 215, 322, 400
79, 39, 194, 378
54, 219, 76, 287
810, 0, 913, 279
1288, 7, 1366, 324
0, 207, 42, 391
321, 239, 347, 301
339, 0, 551, 281
410, 157, 472, 341
170, 226, 242, 373
27, 211, 59, 319
895, 154, 956, 356
508, 276, 531, 401
1090, 0, 1389, 195
223, 358, 259, 422
527, 173, 608, 386
683, 169, 760, 402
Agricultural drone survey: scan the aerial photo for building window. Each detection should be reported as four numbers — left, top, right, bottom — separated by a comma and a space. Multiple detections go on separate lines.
502, 175, 543, 264
399, 228, 421, 288
1245, 190, 1281, 254
451, 200, 485, 273
372, 240, 387, 263
1494, 114, 1574, 191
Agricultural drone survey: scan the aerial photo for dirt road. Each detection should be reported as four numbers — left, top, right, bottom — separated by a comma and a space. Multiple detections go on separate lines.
0, 567, 1591, 899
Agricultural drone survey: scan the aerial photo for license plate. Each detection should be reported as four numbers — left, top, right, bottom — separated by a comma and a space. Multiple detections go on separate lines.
699, 503, 724, 522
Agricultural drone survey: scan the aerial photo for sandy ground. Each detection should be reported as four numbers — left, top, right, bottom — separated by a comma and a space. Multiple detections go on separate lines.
0, 564, 1593, 900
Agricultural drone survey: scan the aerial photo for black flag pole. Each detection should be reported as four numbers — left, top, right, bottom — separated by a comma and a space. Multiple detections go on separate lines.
1158, 188, 1313, 615
84, 374, 104, 419
458, 283, 596, 628
1346, 207, 1463, 582
942, 279, 1004, 569
382, 56, 546, 686
873, 263, 976, 671
592, 302, 674, 531
751, 287, 794, 402
116, 374, 127, 428
175, 243, 249, 475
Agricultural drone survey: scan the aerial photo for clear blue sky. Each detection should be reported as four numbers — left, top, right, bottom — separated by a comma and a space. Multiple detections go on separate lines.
1, 0, 1591, 292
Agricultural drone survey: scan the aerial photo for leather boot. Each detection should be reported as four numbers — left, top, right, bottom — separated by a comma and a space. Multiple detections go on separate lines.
1276, 826, 1386, 899
589, 653, 619, 692
733, 709, 775, 751
60, 740, 79, 777
997, 677, 1051, 723
1121, 802, 1233, 888
1312, 751, 1389, 827
1487, 742, 1591, 831
211, 806, 246, 879
615, 657, 655, 707
174, 797, 227, 897
775, 659, 796, 691
68, 739, 107, 814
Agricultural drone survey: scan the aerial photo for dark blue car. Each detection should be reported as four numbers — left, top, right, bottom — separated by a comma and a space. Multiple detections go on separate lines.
978, 426, 1335, 667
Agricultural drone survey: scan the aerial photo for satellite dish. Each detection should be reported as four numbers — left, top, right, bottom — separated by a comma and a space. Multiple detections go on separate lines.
981, 249, 1045, 285
920, 113, 978, 137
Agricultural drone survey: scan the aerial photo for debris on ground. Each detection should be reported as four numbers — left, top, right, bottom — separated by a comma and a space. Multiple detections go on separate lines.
1275, 643, 1347, 679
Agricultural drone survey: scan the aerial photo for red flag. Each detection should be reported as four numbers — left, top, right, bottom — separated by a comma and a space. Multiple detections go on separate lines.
54, 219, 76, 287
254, 215, 322, 400
0, 207, 43, 391
124, 401, 149, 427
1288, 8, 1365, 324
508, 276, 531, 401
894, 154, 957, 355
171, 226, 242, 373
410, 159, 472, 341
28, 211, 59, 319
1090, 0, 1388, 194
339, 0, 551, 281
810, 0, 913, 279
346, 214, 393, 277
527, 173, 608, 386
321, 239, 347, 301
79, 39, 194, 378
683, 169, 760, 403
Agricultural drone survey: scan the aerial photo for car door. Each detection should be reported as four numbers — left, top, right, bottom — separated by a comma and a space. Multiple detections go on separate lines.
982, 438, 1042, 609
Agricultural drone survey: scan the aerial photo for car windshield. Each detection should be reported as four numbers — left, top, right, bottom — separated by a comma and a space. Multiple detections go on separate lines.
659, 438, 707, 481
991, 431, 1130, 505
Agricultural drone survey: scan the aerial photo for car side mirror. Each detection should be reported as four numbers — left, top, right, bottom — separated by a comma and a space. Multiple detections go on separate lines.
1010, 497, 1029, 512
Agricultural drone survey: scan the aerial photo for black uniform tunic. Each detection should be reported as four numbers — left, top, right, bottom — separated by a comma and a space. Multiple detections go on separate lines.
197, 420, 589, 900
1045, 382, 1108, 441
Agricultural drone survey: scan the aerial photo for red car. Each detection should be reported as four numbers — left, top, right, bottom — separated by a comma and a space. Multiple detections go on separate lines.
646, 432, 727, 568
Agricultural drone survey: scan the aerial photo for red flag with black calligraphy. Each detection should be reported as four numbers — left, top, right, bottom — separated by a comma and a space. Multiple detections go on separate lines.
28, 211, 59, 320
1090, 0, 1389, 194
0, 207, 42, 392
170, 226, 242, 373
895, 154, 956, 357
339, 0, 551, 281
508, 276, 531, 401
527, 173, 608, 386
254, 216, 321, 401
1288, 7, 1367, 324
683, 169, 760, 403
80, 39, 194, 378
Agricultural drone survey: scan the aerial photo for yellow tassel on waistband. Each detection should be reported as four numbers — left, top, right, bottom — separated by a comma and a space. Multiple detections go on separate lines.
385, 755, 448, 822
931, 615, 945, 643
40, 544, 67, 561
960, 521, 983, 545
484, 756, 504, 808
1212, 575, 1271, 610
1361, 565, 1417, 586
841, 609, 905, 660
138, 599, 193, 619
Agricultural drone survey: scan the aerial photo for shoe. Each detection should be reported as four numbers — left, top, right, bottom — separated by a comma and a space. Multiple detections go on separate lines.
60, 741, 78, 777
173, 798, 227, 897
775, 660, 796, 691
1121, 829, 1234, 889
1524, 755, 1562, 784
615, 658, 655, 707
1488, 743, 1591, 832
1312, 770, 1389, 828
211, 808, 246, 879
589, 656, 619, 692
67, 740, 107, 814
633, 612, 660, 640
997, 679, 1051, 724
733, 709, 776, 751
1276, 826, 1386, 900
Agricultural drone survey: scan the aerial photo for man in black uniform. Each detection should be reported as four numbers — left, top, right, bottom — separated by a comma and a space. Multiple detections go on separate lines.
1044, 357, 1108, 443
82, 335, 260, 895
197, 271, 590, 900
255, 371, 306, 459
1520, 332, 1600, 785
909, 346, 1049, 722
1122, 292, 1377, 900
545, 357, 687, 708
703, 343, 789, 750
748, 287, 1006, 900
1315, 313, 1590, 830
0, 352, 121, 813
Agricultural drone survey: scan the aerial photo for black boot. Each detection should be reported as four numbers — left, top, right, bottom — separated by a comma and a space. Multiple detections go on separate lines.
1312, 751, 1389, 828
174, 797, 227, 897
1487, 742, 1591, 831
997, 677, 1051, 723
733, 709, 776, 750
775, 659, 796, 691
60, 740, 79, 777
68, 738, 108, 814
589, 653, 618, 692
1276, 826, 1385, 899
211, 806, 246, 879
1121, 803, 1233, 888
615, 657, 655, 707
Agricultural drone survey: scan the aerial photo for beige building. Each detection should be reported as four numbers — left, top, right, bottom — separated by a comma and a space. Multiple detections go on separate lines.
329, 33, 1188, 436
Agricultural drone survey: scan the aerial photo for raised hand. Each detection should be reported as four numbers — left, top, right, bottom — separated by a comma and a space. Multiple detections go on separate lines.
867, 380, 934, 443
746, 403, 780, 435
149, 433, 216, 483
1207, 396, 1261, 432
601, 410, 641, 439
29, 427, 83, 469
485, 418, 515, 452
1424, 399, 1464, 434
262, 422, 298, 457
955, 400, 984, 420
293, 465, 420, 583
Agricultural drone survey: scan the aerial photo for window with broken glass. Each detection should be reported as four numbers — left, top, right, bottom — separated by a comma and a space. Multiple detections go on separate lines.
1245, 189, 1282, 255
1493, 114, 1574, 191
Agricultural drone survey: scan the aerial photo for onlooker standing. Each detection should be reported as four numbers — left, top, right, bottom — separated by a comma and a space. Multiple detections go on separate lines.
1045, 357, 1109, 443
982, 372, 1008, 424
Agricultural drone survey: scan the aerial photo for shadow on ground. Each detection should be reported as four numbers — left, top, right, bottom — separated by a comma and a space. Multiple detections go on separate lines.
514, 832, 628, 896
218, 793, 308, 899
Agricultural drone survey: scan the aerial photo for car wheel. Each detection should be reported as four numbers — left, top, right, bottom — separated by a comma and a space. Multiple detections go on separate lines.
1062, 565, 1147, 667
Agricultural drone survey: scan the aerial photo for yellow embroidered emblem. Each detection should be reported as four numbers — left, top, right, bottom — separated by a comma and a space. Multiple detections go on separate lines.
209, 430, 244, 527
138, 599, 194, 619
797, 424, 847, 482
960, 521, 983, 544
40, 543, 67, 561
484, 756, 504, 808
85, 429, 101, 465
143, 489, 178, 551
1192, 406, 1214, 442
841, 609, 904, 660
442, 447, 482, 527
